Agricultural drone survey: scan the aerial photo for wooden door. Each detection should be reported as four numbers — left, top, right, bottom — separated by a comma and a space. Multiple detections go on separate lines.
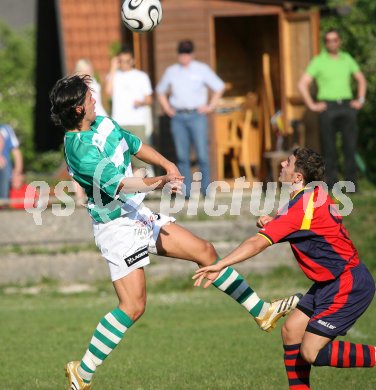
280, 11, 320, 135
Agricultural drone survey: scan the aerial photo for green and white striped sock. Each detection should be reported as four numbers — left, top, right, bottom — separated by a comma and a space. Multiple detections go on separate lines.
77, 307, 133, 383
212, 259, 269, 318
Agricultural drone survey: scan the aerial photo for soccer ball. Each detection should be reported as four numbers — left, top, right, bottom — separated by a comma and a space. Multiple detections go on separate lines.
121, 0, 163, 33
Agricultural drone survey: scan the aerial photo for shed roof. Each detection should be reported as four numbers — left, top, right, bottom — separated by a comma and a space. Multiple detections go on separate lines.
57, 0, 122, 79
231, 0, 326, 7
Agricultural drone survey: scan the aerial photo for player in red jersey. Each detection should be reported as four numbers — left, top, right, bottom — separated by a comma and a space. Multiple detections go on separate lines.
194, 147, 375, 389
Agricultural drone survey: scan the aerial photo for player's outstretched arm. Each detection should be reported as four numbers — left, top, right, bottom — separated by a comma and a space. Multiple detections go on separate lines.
119, 173, 184, 195
135, 144, 182, 176
193, 234, 270, 288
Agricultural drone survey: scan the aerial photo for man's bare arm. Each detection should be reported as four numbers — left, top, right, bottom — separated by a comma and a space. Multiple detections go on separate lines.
12, 148, 23, 175
135, 144, 181, 175
193, 235, 271, 288
298, 73, 327, 113
157, 93, 175, 117
350, 71, 367, 110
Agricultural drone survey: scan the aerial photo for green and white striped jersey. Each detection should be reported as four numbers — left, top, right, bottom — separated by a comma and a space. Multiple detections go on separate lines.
64, 116, 145, 223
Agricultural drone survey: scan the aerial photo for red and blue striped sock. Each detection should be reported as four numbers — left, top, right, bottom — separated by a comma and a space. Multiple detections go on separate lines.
314, 340, 376, 368
284, 344, 311, 389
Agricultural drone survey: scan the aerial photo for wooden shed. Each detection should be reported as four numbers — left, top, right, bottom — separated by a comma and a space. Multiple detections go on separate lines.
148, 0, 321, 180
35, 0, 322, 181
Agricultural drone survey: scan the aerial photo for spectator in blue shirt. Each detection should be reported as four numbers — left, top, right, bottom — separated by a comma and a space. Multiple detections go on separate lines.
0, 124, 23, 200
157, 40, 225, 198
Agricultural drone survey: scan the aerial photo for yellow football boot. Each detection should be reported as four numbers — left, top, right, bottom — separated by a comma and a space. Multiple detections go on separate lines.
255, 293, 302, 332
64, 361, 91, 390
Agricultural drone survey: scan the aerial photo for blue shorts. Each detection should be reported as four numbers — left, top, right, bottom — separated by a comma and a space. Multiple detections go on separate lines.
297, 263, 375, 338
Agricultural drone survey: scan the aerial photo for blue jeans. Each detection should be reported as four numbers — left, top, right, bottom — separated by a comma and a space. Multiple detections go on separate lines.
0, 166, 10, 199
171, 112, 210, 197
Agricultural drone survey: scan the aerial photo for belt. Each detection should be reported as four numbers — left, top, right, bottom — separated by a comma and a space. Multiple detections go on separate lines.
175, 108, 198, 114
322, 99, 351, 105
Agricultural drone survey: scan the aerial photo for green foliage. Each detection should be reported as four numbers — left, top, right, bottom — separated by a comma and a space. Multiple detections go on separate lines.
321, 0, 376, 182
345, 190, 376, 273
0, 21, 35, 169
27, 147, 63, 174
109, 40, 122, 57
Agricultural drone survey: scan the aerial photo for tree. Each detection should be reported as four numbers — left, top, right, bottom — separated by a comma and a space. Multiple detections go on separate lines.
321, 0, 376, 182
0, 21, 35, 168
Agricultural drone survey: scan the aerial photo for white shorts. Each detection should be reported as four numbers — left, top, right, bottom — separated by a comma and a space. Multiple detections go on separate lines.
93, 205, 175, 281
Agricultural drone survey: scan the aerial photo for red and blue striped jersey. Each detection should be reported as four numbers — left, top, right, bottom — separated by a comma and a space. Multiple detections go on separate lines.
258, 186, 360, 282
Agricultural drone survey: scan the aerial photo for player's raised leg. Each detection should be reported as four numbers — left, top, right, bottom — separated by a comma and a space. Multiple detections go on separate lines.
65, 269, 146, 389
156, 222, 300, 331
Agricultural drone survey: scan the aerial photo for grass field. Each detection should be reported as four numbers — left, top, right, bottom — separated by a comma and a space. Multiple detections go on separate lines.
0, 190, 375, 389
1, 273, 375, 390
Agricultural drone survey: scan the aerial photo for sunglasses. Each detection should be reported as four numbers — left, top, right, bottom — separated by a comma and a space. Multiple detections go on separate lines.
325, 37, 340, 43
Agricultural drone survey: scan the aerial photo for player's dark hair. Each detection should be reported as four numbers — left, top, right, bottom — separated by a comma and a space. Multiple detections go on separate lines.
293, 147, 325, 184
50, 75, 91, 130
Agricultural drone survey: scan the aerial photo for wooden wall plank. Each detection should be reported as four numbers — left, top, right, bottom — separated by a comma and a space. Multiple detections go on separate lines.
59, 0, 122, 81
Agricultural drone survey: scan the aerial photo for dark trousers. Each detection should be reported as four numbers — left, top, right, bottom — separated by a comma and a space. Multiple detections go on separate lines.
319, 101, 358, 188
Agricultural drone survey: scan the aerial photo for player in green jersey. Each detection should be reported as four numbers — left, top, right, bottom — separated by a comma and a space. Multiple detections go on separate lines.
50, 74, 300, 390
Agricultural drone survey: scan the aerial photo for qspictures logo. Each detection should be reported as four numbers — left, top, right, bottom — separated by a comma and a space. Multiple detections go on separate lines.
21, 167, 356, 225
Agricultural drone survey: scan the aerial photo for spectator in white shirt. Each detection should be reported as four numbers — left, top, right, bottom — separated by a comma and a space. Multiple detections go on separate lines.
106, 46, 153, 171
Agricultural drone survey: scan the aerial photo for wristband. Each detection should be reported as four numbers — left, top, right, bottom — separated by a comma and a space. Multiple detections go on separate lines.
358, 97, 365, 104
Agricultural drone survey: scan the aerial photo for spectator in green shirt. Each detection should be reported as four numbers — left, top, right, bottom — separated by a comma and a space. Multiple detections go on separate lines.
298, 28, 367, 190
